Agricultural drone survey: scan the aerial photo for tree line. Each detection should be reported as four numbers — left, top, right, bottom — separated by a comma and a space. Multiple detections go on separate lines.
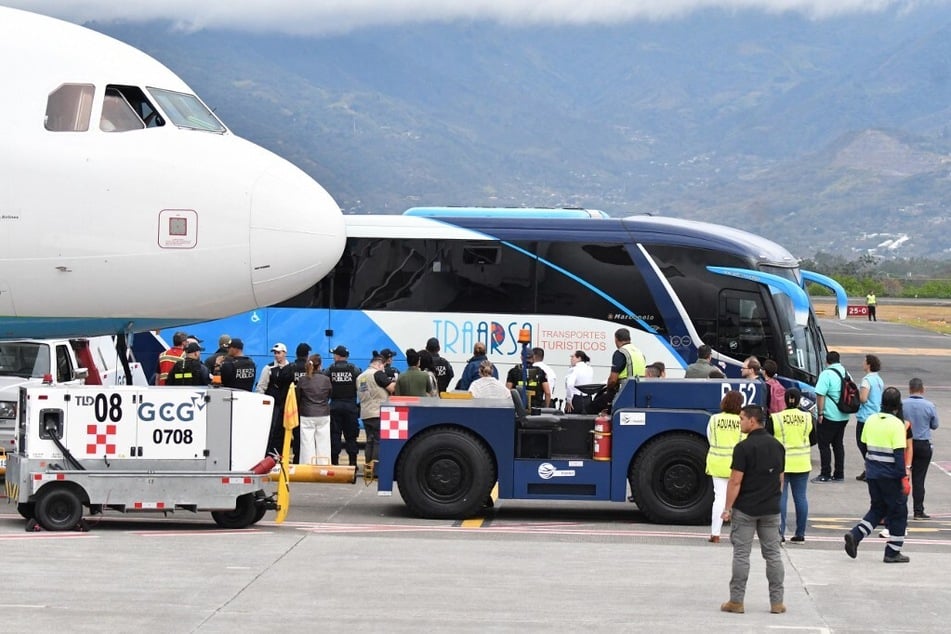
801, 253, 951, 298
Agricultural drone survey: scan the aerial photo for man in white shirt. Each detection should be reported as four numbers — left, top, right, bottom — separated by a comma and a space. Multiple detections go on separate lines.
532, 347, 557, 406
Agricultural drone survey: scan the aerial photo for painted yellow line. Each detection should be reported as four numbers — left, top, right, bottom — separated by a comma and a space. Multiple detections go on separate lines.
459, 482, 500, 528
834, 347, 951, 356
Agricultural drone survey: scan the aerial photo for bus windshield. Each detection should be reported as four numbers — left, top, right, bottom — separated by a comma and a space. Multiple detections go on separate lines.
761, 266, 826, 381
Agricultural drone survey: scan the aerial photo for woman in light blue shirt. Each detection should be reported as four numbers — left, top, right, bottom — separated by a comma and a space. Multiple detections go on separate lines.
855, 354, 884, 481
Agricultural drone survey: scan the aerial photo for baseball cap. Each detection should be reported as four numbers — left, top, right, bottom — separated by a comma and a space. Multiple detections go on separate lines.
331, 345, 349, 357
229, 338, 244, 350
187, 334, 203, 343
184, 342, 202, 354
218, 334, 231, 347
296, 342, 312, 357
378, 348, 396, 359
271, 342, 287, 353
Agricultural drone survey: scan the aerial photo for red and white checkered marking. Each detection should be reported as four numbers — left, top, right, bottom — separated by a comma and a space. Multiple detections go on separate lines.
86, 423, 117, 455
33, 472, 66, 482
221, 476, 253, 485
380, 406, 409, 440
132, 502, 166, 510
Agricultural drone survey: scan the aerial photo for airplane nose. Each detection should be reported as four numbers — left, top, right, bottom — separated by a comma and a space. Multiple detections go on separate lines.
249, 166, 345, 307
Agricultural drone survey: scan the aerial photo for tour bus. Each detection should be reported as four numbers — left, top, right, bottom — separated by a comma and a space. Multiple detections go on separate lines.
182, 208, 841, 392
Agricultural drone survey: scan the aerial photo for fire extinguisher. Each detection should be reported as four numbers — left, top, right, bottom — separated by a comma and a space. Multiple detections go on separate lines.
249, 456, 277, 474
592, 413, 612, 461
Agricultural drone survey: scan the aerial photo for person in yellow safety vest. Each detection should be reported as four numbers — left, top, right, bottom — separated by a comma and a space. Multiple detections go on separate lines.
706, 390, 745, 543
865, 292, 877, 321
592, 327, 648, 415
606, 327, 646, 393
844, 386, 913, 563
767, 387, 813, 544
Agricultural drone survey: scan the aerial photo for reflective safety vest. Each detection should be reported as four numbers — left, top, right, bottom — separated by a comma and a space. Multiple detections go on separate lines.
862, 412, 907, 480
156, 347, 184, 386
617, 343, 647, 380
770, 408, 812, 473
705, 412, 743, 478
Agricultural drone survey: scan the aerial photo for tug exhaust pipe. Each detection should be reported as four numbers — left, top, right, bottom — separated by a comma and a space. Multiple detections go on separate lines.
267, 463, 357, 484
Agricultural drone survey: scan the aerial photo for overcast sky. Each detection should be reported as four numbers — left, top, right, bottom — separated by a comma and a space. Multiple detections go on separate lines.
2, 1, 944, 34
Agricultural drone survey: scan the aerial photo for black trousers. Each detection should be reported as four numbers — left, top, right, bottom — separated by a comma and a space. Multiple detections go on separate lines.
330, 400, 360, 465
855, 419, 868, 463
817, 419, 848, 478
911, 439, 933, 514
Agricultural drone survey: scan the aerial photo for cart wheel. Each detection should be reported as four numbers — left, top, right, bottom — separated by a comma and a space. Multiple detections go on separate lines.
17, 502, 35, 520
211, 493, 258, 529
250, 505, 267, 525
34, 486, 84, 531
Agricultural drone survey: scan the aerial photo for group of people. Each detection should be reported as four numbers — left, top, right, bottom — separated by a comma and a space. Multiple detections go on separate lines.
456, 327, 662, 415
708, 347, 939, 616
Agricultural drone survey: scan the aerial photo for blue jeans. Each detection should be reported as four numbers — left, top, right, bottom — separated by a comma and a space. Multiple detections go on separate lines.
780, 472, 809, 538
729, 509, 784, 604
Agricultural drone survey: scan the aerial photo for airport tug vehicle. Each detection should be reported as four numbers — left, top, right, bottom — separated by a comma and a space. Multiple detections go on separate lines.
375, 374, 764, 525
5, 385, 279, 531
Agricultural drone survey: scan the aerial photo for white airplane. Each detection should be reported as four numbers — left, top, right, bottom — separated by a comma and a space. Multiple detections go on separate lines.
0, 7, 346, 339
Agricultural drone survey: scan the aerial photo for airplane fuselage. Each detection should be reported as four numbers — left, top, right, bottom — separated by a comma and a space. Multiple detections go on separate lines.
0, 7, 346, 338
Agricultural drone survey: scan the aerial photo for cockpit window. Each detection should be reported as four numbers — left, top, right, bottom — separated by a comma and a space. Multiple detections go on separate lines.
108, 85, 165, 129
101, 88, 146, 132
147, 88, 226, 133
45, 84, 95, 132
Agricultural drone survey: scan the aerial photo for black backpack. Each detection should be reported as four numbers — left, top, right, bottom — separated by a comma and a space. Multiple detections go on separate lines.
830, 367, 861, 414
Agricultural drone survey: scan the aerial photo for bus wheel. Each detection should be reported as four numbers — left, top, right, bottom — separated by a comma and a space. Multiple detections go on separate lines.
211, 493, 258, 529
630, 433, 711, 525
34, 486, 84, 531
397, 428, 496, 519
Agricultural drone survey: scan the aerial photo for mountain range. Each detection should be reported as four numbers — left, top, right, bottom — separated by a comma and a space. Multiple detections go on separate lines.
91, 6, 951, 259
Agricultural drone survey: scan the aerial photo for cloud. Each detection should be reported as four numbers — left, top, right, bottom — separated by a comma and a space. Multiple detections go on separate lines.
0, 0, 940, 35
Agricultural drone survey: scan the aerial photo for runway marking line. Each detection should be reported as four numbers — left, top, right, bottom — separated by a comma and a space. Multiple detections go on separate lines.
277, 521, 951, 545
833, 346, 951, 356
0, 532, 98, 541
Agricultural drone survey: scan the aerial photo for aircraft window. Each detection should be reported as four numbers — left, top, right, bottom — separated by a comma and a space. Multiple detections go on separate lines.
147, 87, 226, 133
45, 84, 95, 132
100, 88, 145, 132
106, 85, 164, 128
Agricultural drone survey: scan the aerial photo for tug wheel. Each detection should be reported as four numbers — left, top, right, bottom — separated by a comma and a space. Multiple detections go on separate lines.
397, 428, 496, 519
34, 486, 84, 531
211, 493, 258, 529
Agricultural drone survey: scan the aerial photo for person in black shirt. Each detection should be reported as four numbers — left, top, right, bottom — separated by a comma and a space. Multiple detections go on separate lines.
219, 339, 256, 391
426, 337, 454, 394
204, 333, 231, 377
720, 404, 786, 616
166, 342, 210, 386
505, 348, 550, 408
325, 345, 361, 467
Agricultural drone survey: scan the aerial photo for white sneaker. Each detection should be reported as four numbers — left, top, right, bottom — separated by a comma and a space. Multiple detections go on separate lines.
879, 528, 890, 538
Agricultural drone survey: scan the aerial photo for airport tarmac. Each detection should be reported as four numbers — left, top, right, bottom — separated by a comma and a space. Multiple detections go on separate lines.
2, 317, 950, 632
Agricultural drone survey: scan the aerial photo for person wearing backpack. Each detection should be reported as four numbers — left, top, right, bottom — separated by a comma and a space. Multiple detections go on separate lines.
812, 351, 852, 482
762, 359, 786, 415
855, 354, 884, 481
